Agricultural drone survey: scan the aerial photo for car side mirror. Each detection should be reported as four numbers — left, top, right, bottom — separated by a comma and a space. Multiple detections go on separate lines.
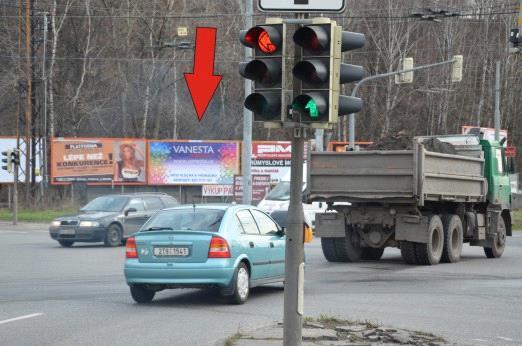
277, 227, 286, 236
125, 207, 137, 216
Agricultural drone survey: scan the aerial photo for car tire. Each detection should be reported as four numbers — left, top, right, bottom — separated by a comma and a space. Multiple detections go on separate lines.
130, 285, 155, 303
104, 224, 122, 247
228, 262, 250, 305
441, 214, 464, 263
484, 216, 506, 259
415, 215, 444, 265
58, 240, 74, 248
361, 247, 385, 261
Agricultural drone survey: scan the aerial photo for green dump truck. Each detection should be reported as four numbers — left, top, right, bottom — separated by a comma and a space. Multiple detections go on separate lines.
307, 135, 514, 265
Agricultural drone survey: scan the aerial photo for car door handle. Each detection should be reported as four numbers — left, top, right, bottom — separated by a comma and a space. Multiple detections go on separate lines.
270, 242, 274, 248
249, 241, 255, 248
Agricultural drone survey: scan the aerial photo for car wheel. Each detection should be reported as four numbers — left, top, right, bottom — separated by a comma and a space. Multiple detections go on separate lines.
130, 285, 155, 304
484, 216, 506, 259
228, 263, 250, 305
104, 224, 122, 247
58, 240, 74, 247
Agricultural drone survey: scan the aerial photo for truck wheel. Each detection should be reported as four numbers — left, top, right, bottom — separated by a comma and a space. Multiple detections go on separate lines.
484, 216, 506, 259
400, 241, 418, 264
441, 214, 463, 263
321, 238, 341, 262
334, 228, 363, 262
361, 247, 384, 261
415, 215, 444, 265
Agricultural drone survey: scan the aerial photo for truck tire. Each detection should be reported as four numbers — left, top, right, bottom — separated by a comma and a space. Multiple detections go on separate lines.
400, 241, 418, 264
321, 238, 341, 262
484, 216, 506, 259
334, 228, 363, 262
361, 247, 385, 261
415, 215, 444, 265
441, 214, 463, 263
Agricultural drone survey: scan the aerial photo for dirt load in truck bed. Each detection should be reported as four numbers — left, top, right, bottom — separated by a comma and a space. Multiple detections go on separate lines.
368, 135, 456, 154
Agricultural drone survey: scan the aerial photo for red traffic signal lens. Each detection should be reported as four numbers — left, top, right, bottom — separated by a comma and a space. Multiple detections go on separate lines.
258, 31, 277, 54
243, 27, 279, 54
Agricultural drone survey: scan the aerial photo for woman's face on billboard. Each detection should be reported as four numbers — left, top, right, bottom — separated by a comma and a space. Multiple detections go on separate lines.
122, 146, 134, 160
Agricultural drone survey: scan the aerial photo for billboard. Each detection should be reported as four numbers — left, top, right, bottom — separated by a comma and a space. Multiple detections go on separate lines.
148, 140, 240, 185
233, 175, 271, 204
251, 141, 312, 183
0, 137, 40, 183
51, 138, 146, 184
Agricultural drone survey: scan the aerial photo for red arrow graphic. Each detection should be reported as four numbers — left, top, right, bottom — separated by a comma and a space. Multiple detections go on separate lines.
184, 27, 223, 122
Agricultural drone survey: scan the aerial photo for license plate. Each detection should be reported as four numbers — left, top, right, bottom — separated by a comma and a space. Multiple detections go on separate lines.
153, 247, 189, 257
59, 228, 75, 235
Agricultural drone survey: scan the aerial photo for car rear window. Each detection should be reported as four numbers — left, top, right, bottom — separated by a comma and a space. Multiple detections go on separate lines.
142, 208, 225, 232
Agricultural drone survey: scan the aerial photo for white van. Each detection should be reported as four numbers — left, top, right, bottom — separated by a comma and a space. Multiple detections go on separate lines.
257, 171, 326, 228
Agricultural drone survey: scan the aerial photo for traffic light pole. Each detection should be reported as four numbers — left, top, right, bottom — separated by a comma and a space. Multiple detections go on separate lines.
347, 57, 459, 150
12, 156, 19, 225
284, 14, 307, 346
242, 0, 253, 205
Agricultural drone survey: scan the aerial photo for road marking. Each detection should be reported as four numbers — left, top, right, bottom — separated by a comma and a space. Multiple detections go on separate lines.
0, 313, 44, 325
0, 231, 28, 234
472, 339, 487, 343
497, 336, 514, 341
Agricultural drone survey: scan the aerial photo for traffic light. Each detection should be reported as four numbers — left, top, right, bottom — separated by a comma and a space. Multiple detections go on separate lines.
240, 18, 285, 125
291, 18, 365, 127
11, 149, 20, 166
2, 149, 13, 173
510, 28, 520, 47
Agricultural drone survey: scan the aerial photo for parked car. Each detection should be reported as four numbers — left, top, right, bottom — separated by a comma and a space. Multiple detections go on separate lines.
270, 209, 314, 244
124, 204, 286, 304
49, 193, 179, 247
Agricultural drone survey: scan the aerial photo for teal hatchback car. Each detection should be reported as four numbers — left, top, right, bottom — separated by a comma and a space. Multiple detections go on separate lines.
124, 205, 286, 304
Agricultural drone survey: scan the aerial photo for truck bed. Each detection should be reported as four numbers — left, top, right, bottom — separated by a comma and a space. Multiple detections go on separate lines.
306, 141, 487, 205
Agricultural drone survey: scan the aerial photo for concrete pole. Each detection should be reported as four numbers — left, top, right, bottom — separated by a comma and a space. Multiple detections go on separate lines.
494, 61, 501, 141
242, 0, 253, 205
284, 14, 306, 345
42, 13, 48, 189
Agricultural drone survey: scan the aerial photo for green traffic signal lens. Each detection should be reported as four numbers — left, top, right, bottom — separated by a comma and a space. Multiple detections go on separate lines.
292, 96, 319, 118
305, 99, 319, 118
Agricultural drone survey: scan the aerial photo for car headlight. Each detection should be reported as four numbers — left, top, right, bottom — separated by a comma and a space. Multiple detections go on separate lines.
79, 221, 100, 227
51, 220, 61, 227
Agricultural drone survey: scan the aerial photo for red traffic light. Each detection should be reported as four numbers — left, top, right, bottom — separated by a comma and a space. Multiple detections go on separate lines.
241, 26, 281, 54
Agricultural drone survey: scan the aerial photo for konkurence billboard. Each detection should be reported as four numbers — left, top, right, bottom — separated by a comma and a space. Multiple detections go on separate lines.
148, 140, 240, 185
51, 138, 146, 184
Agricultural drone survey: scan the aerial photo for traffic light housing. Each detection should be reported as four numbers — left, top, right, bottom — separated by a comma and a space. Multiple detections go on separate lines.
11, 149, 20, 166
2, 149, 13, 173
240, 18, 285, 126
291, 18, 365, 127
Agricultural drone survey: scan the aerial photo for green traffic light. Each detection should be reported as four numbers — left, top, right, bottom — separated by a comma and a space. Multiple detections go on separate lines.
292, 97, 319, 118
305, 99, 319, 118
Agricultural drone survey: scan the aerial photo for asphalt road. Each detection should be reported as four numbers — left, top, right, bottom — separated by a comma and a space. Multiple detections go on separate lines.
1, 222, 521, 346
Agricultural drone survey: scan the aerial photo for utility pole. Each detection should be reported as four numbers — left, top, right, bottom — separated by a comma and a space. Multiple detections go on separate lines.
24, 0, 33, 205
41, 13, 49, 193
494, 61, 501, 141
242, 0, 253, 205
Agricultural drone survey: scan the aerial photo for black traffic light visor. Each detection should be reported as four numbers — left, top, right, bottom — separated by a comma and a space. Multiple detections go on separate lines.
292, 59, 329, 84
293, 26, 329, 53
239, 60, 282, 86
240, 26, 282, 54
245, 92, 281, 119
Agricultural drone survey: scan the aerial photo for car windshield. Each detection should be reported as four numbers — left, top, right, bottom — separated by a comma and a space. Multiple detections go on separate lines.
265, 182, 291, 201
141, 208, 226, 232
80, 196, 129, 212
